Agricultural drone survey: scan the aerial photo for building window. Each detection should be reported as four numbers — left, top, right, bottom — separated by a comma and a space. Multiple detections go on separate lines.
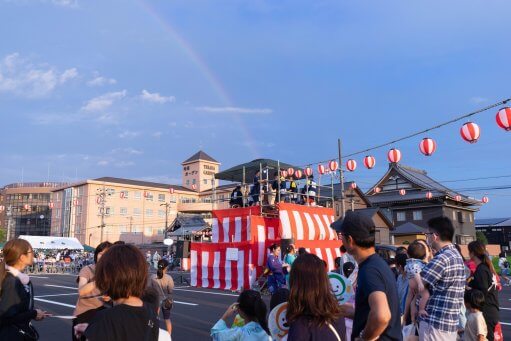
134, 192, 141, 200
204, 179, 208, 184
156, 228, 164, 235
77, 187, 84, 197
120, 225, 128, 233
133, 225, 141, 234
186, 180, 190, 186
56, 209, 61, 218
145, 227, 153, 236
158, 210, 165, 218
76, 206, 82, 215
412, 210, 422, 221
396, 211, 406, 222
105, 207, 114, 216
75, 224, 81, 234
158, 194, 165, 202
452, 210, 456, 221
146, 209, 153, 217
120, 207, 128, 216
120, 190, 128, 199
134, 208, 141, 216
192, 179, 196, 185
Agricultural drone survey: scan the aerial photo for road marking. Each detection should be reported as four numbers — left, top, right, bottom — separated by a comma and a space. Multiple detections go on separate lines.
34, 298, 76, 308
173, 300, 198, 306
36, 293, 78, 298
30, 276, 49, 279
500, 308, 511, 311
501, 322, 511, 326
44, 284, 76, 290
173, 288, 239, 297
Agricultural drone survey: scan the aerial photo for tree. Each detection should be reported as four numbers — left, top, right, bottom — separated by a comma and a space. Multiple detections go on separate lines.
476, 231, 488, 245
0, 228, 6, 243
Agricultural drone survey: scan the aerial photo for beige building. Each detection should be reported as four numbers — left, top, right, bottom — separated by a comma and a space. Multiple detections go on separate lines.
50, 151, 235, 246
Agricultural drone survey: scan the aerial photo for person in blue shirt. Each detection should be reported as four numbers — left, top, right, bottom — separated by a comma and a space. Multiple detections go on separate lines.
267, 244, 285, 294
211, 290, 270, 341
284, 244, 297, 286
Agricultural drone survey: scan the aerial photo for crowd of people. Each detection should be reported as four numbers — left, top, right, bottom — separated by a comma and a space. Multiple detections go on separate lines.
0, 212, 505, 340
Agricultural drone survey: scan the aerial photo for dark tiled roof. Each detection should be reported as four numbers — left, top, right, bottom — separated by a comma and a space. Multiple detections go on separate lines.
475, 218, 510, 226
367, 189, 446, 205
169, 214, 209, 236
182, 150, 218, 164
392, 222, 425, 236
355, 207, 394, 228
93, 177, 193, 192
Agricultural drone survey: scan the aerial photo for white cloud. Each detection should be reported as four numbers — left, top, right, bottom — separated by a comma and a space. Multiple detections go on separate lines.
118, 130, 140, 139
51, 0, 78, 7
470, 97, 488, 104
59, 68, 78, 83
152, 131, 163, 138
97, 160, 109, 166
81, 90, 126, 112
0, 53, 78, 98
194, 106, 273, 114
114, 161, 135, 168
87, 72, 117, 87
140, 89, 175, 104
111, 148, 143, 155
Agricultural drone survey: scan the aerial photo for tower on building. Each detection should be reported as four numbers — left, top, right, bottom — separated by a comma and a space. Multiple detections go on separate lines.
181, 151, 220, 192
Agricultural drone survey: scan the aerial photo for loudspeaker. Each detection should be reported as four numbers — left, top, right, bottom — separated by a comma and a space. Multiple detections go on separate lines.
175, 240, 190, 258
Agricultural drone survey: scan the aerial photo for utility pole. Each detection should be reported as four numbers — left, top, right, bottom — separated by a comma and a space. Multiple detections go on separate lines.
6, 205, 12, 242
96, 185, 110, 242
338, 139, 346, 218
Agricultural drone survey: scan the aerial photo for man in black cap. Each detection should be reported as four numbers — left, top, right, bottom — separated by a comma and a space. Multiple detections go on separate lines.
331, 211, 401, 341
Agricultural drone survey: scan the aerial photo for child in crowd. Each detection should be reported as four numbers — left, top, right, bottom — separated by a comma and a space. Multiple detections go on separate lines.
403, 240, 430, 323
464, 289, 488, 341
343, 262, 355, 278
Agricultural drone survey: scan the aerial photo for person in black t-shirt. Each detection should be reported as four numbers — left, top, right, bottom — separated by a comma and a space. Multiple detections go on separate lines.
74, 244, 159, 341
331, 211, 401, 341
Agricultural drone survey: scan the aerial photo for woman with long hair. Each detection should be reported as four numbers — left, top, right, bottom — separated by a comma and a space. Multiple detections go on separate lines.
0, 239, 49, 340
149, 258, 174, 336
211, 289, 270, 340
267, 244, 285, 294
467, 241, 499, 341
72, 241, 111, 341
74, 244, 159, 341
287, 253, 346, 340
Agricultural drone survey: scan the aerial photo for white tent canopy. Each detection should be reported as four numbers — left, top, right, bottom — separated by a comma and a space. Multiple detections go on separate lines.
19, 235, 84, 250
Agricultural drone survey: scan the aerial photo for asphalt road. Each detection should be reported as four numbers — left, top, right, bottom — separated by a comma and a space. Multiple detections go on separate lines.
29, 273, 511, 341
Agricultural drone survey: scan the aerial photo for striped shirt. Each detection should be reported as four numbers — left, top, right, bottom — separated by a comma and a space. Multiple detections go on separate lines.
419, 244, 465, 333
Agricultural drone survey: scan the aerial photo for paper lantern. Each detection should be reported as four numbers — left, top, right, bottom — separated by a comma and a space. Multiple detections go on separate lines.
304, 167, 313, 177
96, 197, 101, 204
346, 159, 357, 172
481, 196, 489, 204
455, 195, 462, 202
328, 160, 338, 172
399, 189, 406, 196
23, 204, 30, 210
192, 184, 197, 190
363, 156, 376, 169
169, 187, 175, 194
374, 187, 381, 193
496, 107, 511, 131
388, 148, 402, 163
426, 191, 433, 200
350, 182, 357, 189
48, 202, 54, 209
120, 191, 126, 199
294, 169, 303, 179
419, 138, 437, 156
460, 122, 480, 143
287, 167, 294, 176
281, 170, 288, 178
317, 164, 325, 175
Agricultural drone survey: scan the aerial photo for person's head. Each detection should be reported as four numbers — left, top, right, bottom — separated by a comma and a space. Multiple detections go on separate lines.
113, 240, 125, 246
0, 239, 34, 291
269, 244, 281, 257
141, 286, 160, 314
286, 244, 295, 255
343, 261, 355, 278
464, 289, 485, 311
236, 290, 269, 334
395, 253, 408, 272
499, 252, 506, 258
396, 246, 408, 255
297, 247, 307, 256
468, 241, 496, 275
331, 211, 375, 255
255, 170, 260, 176
94, 241, 112, 263
270, 288, 290, 311
407, 240, 426, 260
95, 244, 148, 300
426, 216, 455, 249
334, 257, 342, 269
157, 259, 169, 279
273, 171, 279, 179
235, 185, 241, 191
287, 253, 341, 326
416, 239, 432, 261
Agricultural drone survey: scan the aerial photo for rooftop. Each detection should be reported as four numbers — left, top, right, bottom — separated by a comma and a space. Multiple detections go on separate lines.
182, 150, 219, 164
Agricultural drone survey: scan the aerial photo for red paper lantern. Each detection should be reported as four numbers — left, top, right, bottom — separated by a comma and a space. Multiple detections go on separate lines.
48, 202, 54, 209
419, 138, 437, 156
281, 170, 288, 178
294, 169, 303, 178
399, 189, 406, 196
387, 148, 402, 163
364, 156, 376, 169
350, 182, 357, 189
426, 191, 433, 199
481, 196, 489, 204
169, 187, 175, 194
287, 167, 294, 176
304, 167, 313, 177
460, 122, 480, 143
120, 191, 126, 199
317, 164, 325, 175
374, 187, 381, 193
23, 204, 30, 210
0, 205, 5, 211
328, 160, 338, 172
496, 107, 511, 131
73, 199, 79, 206
191, 184, 197, 190
455, 195, 462, 202
346, 159, 357, 172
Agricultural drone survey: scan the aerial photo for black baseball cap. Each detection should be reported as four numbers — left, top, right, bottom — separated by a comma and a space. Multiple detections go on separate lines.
330, 211, 375, 240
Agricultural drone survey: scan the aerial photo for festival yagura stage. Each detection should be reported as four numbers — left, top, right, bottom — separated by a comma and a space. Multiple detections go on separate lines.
190, 203, 342, 291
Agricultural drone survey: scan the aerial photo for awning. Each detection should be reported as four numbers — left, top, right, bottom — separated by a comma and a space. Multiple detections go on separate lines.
19, 235, 84, 250
215, 158, 299, 183
169, 225, 208, 237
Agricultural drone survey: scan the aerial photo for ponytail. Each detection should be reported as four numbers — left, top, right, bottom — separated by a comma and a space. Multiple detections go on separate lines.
468, 240, 497, 275
483, 254, 497, 276
157, 259, 169, 279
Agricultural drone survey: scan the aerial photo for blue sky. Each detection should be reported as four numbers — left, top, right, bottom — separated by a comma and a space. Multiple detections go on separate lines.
1, 0, 510, 218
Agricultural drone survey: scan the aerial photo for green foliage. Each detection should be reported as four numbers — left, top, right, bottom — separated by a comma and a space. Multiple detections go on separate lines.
475, 231, 488, 245
0, 228, 6, 243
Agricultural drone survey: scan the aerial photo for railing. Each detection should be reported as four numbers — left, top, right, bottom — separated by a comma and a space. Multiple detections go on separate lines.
3, 182, 67, 189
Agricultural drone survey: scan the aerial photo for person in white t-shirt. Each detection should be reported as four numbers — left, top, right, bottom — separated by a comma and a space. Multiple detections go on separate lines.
498, 252, 511, 286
